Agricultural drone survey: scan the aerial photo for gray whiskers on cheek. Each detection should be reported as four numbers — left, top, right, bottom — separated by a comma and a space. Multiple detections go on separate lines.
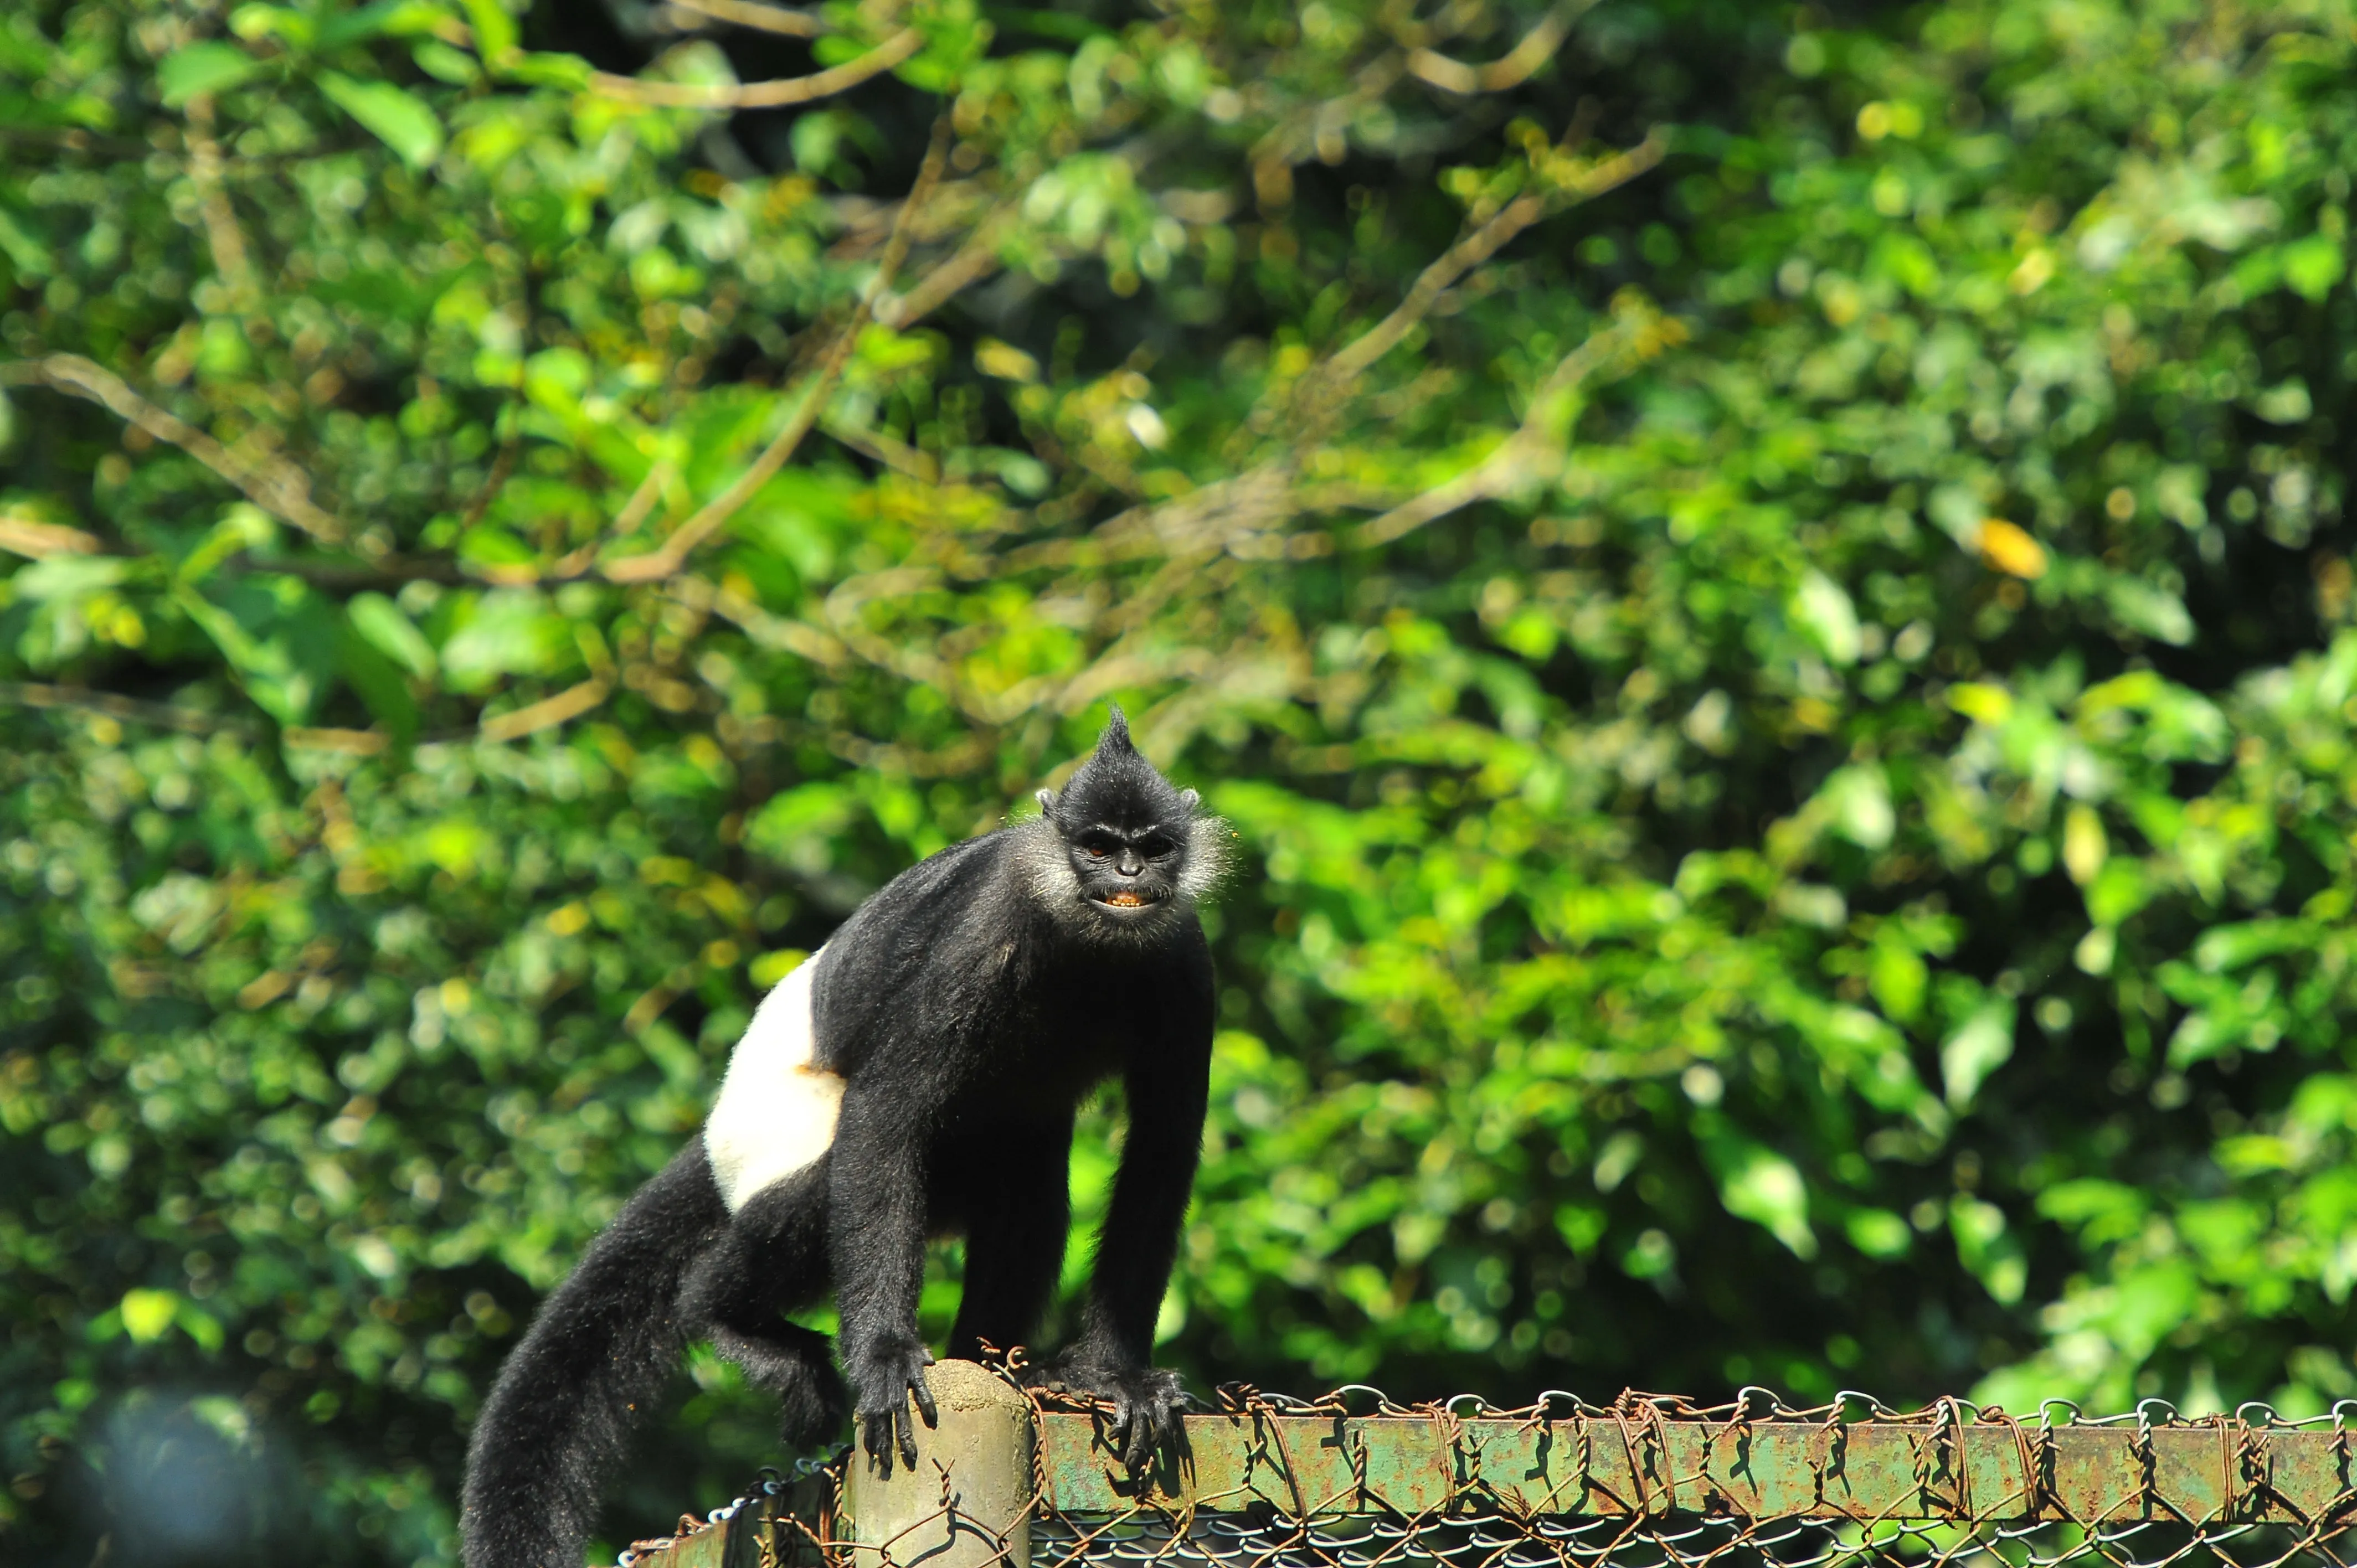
1177, 816, 1232, 904
1016, 815, 1085, 912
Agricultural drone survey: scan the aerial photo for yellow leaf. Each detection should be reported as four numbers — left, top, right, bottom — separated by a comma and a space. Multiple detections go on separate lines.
975, 339, 1040, 383
121, 1289, 178, 1343
1976, 518, 2048, 578
750, 948, 809, 988
1948, 683, 2013, 726
2063, 803, 2108, 885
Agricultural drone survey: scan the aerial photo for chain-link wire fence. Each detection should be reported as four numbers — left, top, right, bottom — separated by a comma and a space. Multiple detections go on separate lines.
620, 1369, 2357, 1568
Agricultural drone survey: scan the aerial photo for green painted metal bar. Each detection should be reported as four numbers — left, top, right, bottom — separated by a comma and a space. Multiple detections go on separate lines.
1036, 1412, 2357, 1525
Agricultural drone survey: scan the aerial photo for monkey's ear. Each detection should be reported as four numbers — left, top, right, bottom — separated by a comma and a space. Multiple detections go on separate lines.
1036, 789, 1058, 819
1180, 788, 1200, 812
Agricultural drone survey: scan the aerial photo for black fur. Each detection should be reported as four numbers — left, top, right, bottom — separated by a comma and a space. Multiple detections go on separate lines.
461, 710, 1220, 1568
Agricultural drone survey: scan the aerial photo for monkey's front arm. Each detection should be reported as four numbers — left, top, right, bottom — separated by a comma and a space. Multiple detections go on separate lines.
827, 1082, 939, 1469
1028, 977, 1213, 1466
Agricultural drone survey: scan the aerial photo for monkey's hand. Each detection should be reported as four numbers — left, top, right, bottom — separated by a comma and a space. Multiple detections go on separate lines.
1025, 1356, 1188, 1469
852, 1336, 937, 1474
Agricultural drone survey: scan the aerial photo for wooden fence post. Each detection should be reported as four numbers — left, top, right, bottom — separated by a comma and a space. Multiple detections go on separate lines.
843, 1359, 1034, 1568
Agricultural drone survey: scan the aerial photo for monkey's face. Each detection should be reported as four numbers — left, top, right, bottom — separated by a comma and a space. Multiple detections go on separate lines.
1065, 823, 1186, 922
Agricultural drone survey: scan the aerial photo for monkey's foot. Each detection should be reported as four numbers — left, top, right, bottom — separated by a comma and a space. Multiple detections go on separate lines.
1024, 1357, 1187, 1468
851, 1337, 937, 1475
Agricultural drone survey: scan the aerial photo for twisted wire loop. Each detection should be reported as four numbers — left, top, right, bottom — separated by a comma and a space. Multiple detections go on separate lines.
616, 1385, 2357, 1568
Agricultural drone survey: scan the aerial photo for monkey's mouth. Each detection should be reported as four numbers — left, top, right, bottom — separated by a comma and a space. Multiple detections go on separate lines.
1092, 889, 1166, 910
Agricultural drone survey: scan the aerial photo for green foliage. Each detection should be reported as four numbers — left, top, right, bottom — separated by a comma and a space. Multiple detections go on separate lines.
8, 0, 2357, 1561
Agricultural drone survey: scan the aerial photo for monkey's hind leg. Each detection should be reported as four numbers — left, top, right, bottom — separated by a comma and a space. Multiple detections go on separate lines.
680, 1159, 847, 1447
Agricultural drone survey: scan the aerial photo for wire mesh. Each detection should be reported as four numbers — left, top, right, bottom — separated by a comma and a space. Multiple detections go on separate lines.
618, 1383, 2357, 1568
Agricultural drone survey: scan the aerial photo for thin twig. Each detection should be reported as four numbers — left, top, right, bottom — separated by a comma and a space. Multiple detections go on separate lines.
1248, 54, 1406, 202
1316, 129, 1666, 393
822, 417, 937, 481
21, 354, 347, 544
875, 205, 1012, 328
591, 27, 921, 109
663, 0, 828, 36
0, 514, 102, 557
479, 460, 678, 585
479, 677, 613, 742
282, 725, 390, 754
623, 964, 694, 1034
184, 98, 261, 311
0, 681, 246, 735
603, 115, 955, 585
613, 460, 678, 538
1406, 0, 1596, 95
1355, 314, 1640, 547
705, 576, 850, 666
252, 553, 470, 587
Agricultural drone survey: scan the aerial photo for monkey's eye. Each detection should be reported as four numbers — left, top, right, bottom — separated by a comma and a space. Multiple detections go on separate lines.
1135, 833, 1175, 858
1079, 832, 1119, 858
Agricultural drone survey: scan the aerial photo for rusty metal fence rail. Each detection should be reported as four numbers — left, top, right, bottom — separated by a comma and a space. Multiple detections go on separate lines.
619, 1362, 2357, 1568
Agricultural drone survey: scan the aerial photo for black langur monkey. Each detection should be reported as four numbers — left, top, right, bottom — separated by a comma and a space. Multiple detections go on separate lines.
460, 707, 1223, 1568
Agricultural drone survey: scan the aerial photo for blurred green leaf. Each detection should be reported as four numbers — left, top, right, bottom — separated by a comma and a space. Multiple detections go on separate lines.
318, 71, 444, 169
157, 40, 265, 104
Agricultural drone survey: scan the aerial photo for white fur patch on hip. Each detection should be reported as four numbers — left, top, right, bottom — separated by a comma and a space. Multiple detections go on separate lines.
704, 948, 845, 1213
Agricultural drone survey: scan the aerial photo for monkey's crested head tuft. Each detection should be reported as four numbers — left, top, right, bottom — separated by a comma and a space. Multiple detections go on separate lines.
1095, 702, 1136, 756
1039, 702, 1190, 833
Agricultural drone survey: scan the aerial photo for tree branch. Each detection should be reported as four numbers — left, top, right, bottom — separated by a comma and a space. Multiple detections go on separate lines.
0, 514, 102, 558
591, 27, 922, 110
874, 205, 1012, 328
184, 97, 261, 312
0, 681, 248, 735
601, 115, 954, 585
476, 460, 679, 586
1316, 128, 1666, 393
1355, 302, 1674, 548
283, 725, 390, 754
22, 354, 348, 544
663, 0, 828, 37
479, 677, 612, 742
1405, 0, 1596, 95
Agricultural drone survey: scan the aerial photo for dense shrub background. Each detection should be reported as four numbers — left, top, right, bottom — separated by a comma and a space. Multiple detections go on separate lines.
9, 0, 2357, 1562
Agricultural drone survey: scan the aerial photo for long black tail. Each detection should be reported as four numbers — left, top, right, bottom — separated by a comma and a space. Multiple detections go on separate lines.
461, 1141, 727, 1568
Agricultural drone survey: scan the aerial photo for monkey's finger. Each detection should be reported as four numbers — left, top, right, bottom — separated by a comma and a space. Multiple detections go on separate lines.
1146, 1399, 1172, 1459
896, 1409, 920, 1469
1120, 1400, 1152, 1469
912, 1373, 939, 1428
